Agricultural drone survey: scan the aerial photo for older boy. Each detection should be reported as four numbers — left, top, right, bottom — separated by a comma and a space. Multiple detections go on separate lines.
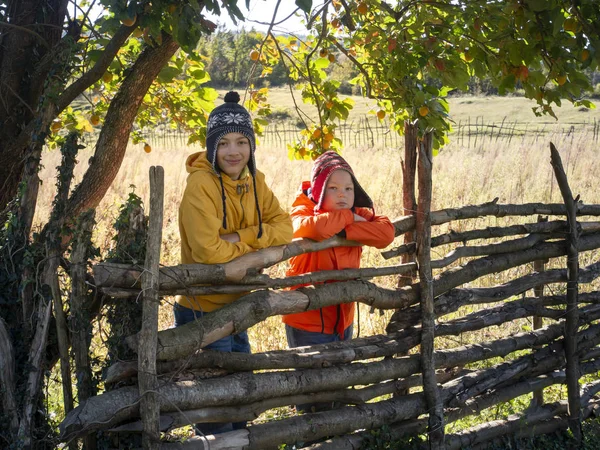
176, 91, 292, 433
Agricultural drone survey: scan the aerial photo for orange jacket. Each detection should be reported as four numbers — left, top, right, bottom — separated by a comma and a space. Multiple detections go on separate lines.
282, 181, 395, 335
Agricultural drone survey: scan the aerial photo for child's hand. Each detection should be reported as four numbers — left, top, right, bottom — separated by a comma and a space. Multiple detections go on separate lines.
221, 233, 240, 243
353, 214, 367, 222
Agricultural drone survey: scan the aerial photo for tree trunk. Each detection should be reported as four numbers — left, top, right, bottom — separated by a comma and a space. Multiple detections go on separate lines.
64, 35, 179, 221
0, 0, 69, 212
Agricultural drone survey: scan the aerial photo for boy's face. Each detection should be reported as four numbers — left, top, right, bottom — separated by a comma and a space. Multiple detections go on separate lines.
322, 169, 355, 211
216, 132, 251, 180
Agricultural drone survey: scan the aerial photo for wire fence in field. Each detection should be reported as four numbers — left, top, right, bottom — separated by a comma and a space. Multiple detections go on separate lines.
146, 115, 600, 149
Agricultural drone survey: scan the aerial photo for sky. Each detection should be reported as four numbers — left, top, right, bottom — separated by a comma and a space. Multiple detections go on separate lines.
204, 0, 310, 34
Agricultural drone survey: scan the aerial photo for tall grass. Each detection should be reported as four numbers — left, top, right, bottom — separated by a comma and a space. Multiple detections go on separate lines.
34, 106, 600, 354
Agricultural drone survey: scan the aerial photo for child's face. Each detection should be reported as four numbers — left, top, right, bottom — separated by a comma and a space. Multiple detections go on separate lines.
322, 169, 355, 211
216, 132, 251, 180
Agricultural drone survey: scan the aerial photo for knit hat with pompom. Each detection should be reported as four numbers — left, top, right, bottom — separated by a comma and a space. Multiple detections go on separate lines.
206, 91, 263, 238
308, 151, 373, 212
206, 91, 257, 175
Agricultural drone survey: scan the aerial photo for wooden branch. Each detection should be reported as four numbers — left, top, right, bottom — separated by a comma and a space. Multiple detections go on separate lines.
18, 300, 53, 448
445, 396, 600, 450
126, 281, 415, 361
429, 200, 600, 225
106, 331, 420, 384
314, 362, 600, 450
138, 167, 164, 449
416, 132, 444, 448
387, 254, 600, 333
532, 218, 547, 407
431, 232, 560, 269
550, 142, 582, 443
100, 263, 417, 297
69, 210, 96, 450
383, 219, 600, 260
0, 317, 18, 437
108, 370, 465, 433
432, 233, 600, 299
93, 235, 360, 290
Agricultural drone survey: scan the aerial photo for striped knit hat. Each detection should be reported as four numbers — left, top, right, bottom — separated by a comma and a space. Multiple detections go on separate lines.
206, 91, 257, 176
308, 151, 373, 212
206, 91, 263, 238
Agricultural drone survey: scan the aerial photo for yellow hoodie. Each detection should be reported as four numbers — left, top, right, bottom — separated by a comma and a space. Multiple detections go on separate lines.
177, 151, 292, 312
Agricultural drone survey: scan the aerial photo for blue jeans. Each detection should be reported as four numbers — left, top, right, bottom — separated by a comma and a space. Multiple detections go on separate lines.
173, 303, 250, 435
285, 324, 353, 413
285, 324, 354, 348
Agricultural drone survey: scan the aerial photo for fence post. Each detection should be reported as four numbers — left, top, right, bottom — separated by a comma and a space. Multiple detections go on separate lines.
138, 166, 164, 449
549, 143, 582, 444
70, 210, 97, 450
398, 120, 418, 288
532, 215, 548, 407
417, 132, 444, 449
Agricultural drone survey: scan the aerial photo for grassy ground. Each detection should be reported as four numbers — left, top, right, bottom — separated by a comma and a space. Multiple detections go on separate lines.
36, 94, 600, 448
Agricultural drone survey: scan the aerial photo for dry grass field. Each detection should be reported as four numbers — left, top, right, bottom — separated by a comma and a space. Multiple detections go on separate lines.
35, 94, 600, 351
37, 94, 600, 444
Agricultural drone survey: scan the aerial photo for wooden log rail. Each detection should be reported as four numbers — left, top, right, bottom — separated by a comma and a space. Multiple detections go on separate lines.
59, 322, 600, 444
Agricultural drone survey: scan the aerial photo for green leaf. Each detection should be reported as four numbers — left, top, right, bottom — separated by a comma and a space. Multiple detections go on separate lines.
314, 57, 330, 69
295, 0, 312, 14
526, 0, 549, 12
157, 66, 180, 83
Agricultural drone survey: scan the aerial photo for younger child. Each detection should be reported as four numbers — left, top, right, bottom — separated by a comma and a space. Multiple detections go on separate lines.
176, 91, 292, 434
283, 151, 395, 350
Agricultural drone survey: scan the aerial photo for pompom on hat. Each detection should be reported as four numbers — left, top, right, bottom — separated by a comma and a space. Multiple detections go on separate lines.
206, 91, 257, 175
309, 151, 373, 212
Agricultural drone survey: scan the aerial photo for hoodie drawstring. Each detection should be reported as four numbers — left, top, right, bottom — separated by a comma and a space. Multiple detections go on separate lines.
219, 172, 263, 239
251, 173, 263, 238
218, 175, 228, 230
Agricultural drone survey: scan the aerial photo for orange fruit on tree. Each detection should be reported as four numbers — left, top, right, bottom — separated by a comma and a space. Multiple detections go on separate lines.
376, 110, 386, 120
102, 72, 113, 83
324, 132, 334, 142
463, 50, 474, 62
319, 48, 328, 58
582, 49, 590, 61
144, 143, 152, 153
90, 114, 100, 126
418, 106, 430, 117
249, 49, 260, 61
312, 128, 322, 139
563, 18, 579, 33
51, 120, 62, 133
121, 14, 137, 27
328, 53, 335, 63
357, 2, 368, 15
325, 101, 334, 110
132, 27, 143, 38
331, 18, 341, 29
556, 75, 567, 86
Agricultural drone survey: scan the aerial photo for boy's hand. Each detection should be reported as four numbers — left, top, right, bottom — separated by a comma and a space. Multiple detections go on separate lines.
221, 233, 240, 243
353, 214, 367, 222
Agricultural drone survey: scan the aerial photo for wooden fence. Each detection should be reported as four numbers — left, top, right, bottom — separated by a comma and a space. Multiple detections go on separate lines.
146, 116, 600, 150
58, 142, 600, 449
